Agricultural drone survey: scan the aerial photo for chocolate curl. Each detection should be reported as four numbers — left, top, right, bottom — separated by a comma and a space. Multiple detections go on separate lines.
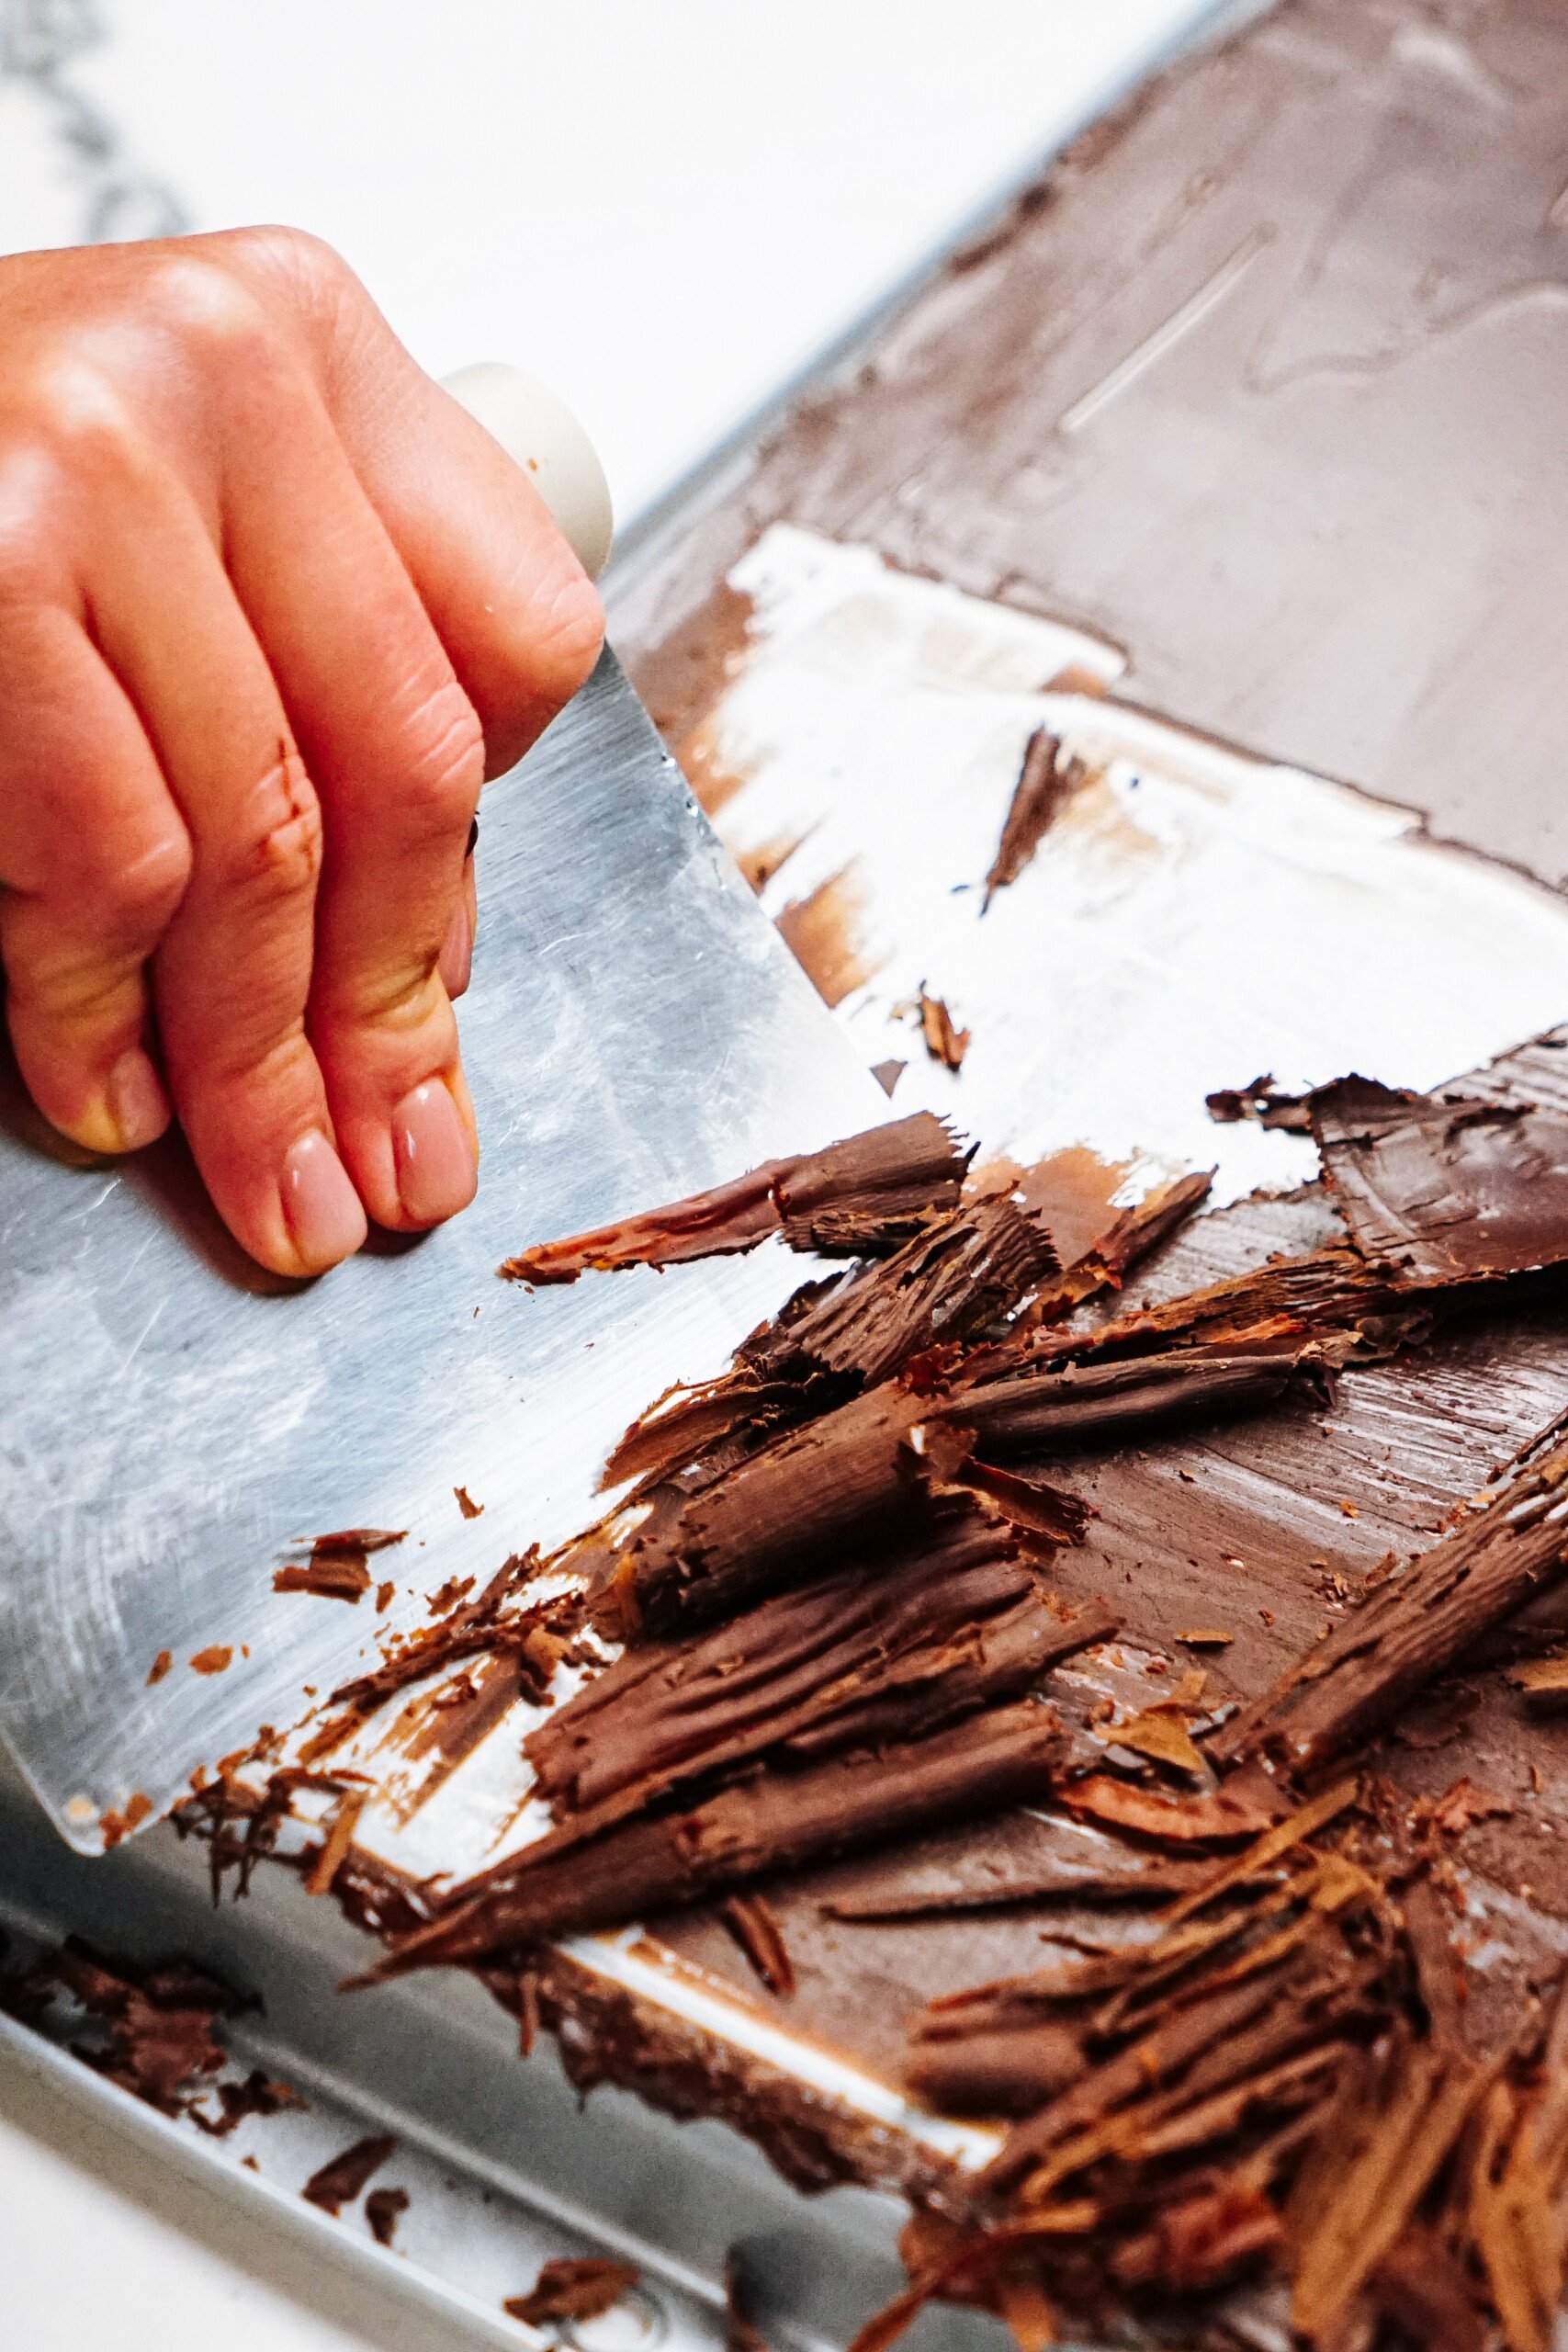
501, 1113, 965, 1283
1213, 1425, 1568, 1779
358, 1701, 1066, 1982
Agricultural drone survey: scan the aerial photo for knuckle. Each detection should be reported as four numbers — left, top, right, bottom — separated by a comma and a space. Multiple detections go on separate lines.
227, 747, 323, 907
141, 253, 267, 350
400, 680, 486, 831
215, 224, 356, 320
101, 822, 193, 942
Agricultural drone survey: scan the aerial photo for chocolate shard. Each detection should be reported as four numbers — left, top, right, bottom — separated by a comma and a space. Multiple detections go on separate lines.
365, 2185, 409, 2246
588, 1331, 1308, 1643
1205, 1073, 1313, 1131
503, 2258, 640, 2326
499, 1113, 965, 1283
300, 2131, 398, 2215
1214, 1419, 1568, 1779
532, 1512, 1105, 1823
914, 988, 969, 1072
364, 1700, 1066, 1979
1054, 1245, 1423, 1363
1311, 1074, 1568, 1283
982, 727, 1083, 909
273, 1555, 370, 1603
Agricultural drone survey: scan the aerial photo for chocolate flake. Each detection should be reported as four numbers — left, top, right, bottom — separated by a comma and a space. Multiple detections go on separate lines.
365, 2185, 409, 2245
720, 1894, 796, 1996
455, 1486, 484, 1519
914, 988, 969, 1072
301, 2131, 398, 2215
501, 1113, 964, 1284
503, 2258, 640, 2326
147, 1649, 172, 1686
189, 1645, 232, 1676
983, 727, 1083, 909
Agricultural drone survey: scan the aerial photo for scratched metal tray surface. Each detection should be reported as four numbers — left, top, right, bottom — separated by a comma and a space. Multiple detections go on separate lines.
0, 1750, 1013, 2352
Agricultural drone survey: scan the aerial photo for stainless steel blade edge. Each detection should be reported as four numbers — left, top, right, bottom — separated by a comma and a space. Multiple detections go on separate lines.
0, 650, 885, 1849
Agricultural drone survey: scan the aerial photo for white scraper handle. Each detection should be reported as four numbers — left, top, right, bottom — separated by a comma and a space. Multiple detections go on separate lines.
441, 362, 613, 582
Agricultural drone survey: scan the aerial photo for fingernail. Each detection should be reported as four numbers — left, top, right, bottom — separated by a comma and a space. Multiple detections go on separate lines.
107, 1048, 171, 1151
392, 1078, 478, 1225
281, 1131, 368, 1271
438, 896, 474, 999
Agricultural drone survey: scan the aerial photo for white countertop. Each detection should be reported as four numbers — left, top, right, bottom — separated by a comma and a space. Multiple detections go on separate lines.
0, 4, 1210, 2342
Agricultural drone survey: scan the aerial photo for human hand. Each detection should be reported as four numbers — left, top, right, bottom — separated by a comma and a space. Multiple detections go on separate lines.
0, 229, 604, 1275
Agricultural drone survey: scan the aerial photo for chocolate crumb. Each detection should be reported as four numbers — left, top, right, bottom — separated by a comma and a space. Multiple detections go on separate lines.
147, 1650, 172, 1686
301, 2132, 397, 2215
503, 2257, 640, 2326
365, 2185, 409, 2246
455, 1487, 484, 1520
189, 1645, 232, 1676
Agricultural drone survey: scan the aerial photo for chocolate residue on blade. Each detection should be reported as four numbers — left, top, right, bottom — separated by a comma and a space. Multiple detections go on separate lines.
301, 2131, 398, 2215
983, 727, 1084, 908
274, 1556, 370, 1603
501, 1113, 965, 1284
775, 864, 876, 1010
1312, 1076, 1568, 1283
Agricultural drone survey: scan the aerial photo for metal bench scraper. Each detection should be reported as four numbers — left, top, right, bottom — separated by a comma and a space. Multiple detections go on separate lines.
0, 370, 884, 1852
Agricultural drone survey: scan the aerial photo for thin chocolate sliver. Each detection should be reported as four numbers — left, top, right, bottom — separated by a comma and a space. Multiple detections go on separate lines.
366, 1701, 1066, 1979
301, 2131, 398, 2215
501, 1113, 964, 1283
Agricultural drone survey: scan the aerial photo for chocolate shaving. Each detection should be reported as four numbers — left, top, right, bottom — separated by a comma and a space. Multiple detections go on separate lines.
301, 2131, 398, 2215
720, 1894, 795, 1996
1312, 1074, 1568, 1283
983, 728, 1082, 908
500, 1113, 965, 1283
532, 1513, 1103, 1823
364, 1700, 1066, 1979
274, 1555, 370, 1603
365, 2185, 409, 2245
914, 988, 969, 1072
944, 1345, 1325, 1457
1214, 1420, 1568, 1778
503, 2258, 640, 2325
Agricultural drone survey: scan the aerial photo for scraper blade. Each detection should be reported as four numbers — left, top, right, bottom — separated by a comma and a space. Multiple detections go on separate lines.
0, 650, 885, 1850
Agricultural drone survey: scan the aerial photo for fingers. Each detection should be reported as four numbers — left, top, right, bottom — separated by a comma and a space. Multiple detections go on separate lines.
211, 343, 483, 1231
215, 231, 604, 776
0, 604, 185, 1154
79, 450, 367, 1277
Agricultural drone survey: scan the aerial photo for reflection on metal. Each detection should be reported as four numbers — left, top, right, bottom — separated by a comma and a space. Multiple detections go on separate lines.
0, 651, 882, 1849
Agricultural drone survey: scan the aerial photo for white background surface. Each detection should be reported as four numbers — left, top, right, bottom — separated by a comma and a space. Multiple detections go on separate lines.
5, 0, 1212, 528
1, 4, 1207, 2344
